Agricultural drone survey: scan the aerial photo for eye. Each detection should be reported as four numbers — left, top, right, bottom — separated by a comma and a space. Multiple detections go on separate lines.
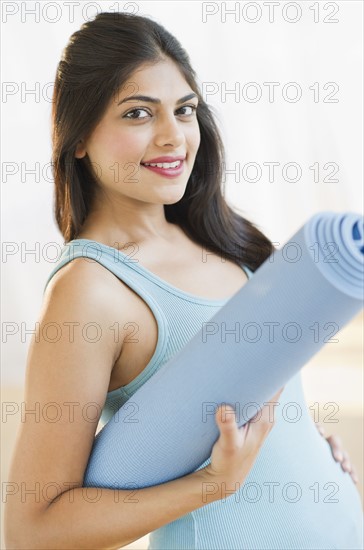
123, 108, 150, 120
123, 104, 198, 121
177, 105, 197, 117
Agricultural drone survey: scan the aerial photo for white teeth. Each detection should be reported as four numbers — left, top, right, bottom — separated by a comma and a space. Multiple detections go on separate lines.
144, 160, 182, 169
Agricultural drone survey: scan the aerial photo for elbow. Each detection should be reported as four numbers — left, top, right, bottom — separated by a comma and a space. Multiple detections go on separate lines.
4, 508, 44, 550
5, 523, 36, 550
4, 523, 27, 549
5, 528, 52, 550
4, 505, 22, 549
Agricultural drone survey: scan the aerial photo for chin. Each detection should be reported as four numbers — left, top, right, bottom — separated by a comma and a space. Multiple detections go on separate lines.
155, 185, 187, 204
162, 190, 187, 204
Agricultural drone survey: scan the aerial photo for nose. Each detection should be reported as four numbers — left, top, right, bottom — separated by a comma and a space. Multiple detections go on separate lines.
153, 111, 185, 148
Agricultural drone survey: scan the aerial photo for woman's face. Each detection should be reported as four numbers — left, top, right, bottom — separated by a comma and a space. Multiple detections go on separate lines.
75, 57, 201, 206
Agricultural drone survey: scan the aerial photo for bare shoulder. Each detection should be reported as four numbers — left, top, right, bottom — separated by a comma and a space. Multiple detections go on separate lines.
43, 257, 133, 323
5, 257, 135, 523
45, 255, 131, 305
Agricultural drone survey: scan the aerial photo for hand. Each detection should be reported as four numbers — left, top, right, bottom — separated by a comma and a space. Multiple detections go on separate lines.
316, 424, 359, 484
202, 388, 284, 498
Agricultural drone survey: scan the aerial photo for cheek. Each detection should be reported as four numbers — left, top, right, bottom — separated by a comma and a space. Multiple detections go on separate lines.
188, 125, 201, 154
89, 125, 146, 165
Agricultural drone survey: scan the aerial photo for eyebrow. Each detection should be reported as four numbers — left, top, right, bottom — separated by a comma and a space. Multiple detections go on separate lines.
117, 92, 198, 106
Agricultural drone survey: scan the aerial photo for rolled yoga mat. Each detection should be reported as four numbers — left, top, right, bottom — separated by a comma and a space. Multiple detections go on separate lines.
83, 211, 364, 489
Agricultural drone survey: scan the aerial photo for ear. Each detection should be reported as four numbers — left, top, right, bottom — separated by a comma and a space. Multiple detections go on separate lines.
75, 140, 87, 159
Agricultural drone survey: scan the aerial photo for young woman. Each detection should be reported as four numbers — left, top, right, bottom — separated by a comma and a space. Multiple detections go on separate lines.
5, 11, 362, 550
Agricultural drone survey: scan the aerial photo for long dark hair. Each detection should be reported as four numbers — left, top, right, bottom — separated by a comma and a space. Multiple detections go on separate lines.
52, 11, 275, 271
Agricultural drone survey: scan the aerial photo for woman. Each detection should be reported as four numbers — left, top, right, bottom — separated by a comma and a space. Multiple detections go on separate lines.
5, 11, 362, 550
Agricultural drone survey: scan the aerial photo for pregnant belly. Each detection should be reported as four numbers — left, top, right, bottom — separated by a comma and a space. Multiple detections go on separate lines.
149, 380, 363, 550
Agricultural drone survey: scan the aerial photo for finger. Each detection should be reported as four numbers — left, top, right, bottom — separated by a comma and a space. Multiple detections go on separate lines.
350, 464, 359, 484
216, 406, 236, 435
217, 404, 236, 425
250, 404, 275, 435
342, 461, 352, 473
326, 435, 343, 461
341, 451, 352, 472
260, 403, 276, 425
329, 434, 343, 449
216, 405, 239, 449
238, 422, 250, 442
269, 387, 284, 402
321, 433, 357, 482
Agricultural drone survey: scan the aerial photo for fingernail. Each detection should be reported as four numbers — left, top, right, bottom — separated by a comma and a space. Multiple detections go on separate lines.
334, 452, 343, 462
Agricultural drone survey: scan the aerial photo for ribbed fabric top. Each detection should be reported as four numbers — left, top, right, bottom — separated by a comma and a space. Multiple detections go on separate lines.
44, 238, 363, 550
43, 238, 253, 425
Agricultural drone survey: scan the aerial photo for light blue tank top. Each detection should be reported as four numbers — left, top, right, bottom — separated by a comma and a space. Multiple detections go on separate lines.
44, 238, 363, 550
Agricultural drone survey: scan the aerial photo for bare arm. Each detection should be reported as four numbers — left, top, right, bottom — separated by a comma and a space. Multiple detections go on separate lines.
3, 259, 222, 550
4, 258, 278, 549
10, 468, 217, 549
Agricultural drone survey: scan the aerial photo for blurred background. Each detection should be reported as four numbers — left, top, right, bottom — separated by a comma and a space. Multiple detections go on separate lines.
1, 1, 363, 548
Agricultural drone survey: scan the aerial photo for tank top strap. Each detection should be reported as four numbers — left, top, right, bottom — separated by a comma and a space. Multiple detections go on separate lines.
43, 239, 147, 294
43, 239, 255, 422
44, 238, 253, 303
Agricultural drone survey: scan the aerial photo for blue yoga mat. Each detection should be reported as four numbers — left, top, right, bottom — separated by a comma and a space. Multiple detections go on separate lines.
83, 211, 363, 489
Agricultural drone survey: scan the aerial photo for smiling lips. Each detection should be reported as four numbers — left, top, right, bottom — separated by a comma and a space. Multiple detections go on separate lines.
141, 160, 185, 178
140, 156, 186, 178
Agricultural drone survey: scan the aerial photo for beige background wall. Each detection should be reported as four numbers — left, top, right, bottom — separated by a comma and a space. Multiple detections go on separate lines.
2, 1, 363, 548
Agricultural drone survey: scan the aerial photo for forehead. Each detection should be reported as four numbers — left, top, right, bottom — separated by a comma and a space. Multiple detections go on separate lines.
114, 58, 192, 103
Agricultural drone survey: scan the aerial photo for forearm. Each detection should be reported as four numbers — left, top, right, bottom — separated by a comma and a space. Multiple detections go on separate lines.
7, 470, 218, 550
